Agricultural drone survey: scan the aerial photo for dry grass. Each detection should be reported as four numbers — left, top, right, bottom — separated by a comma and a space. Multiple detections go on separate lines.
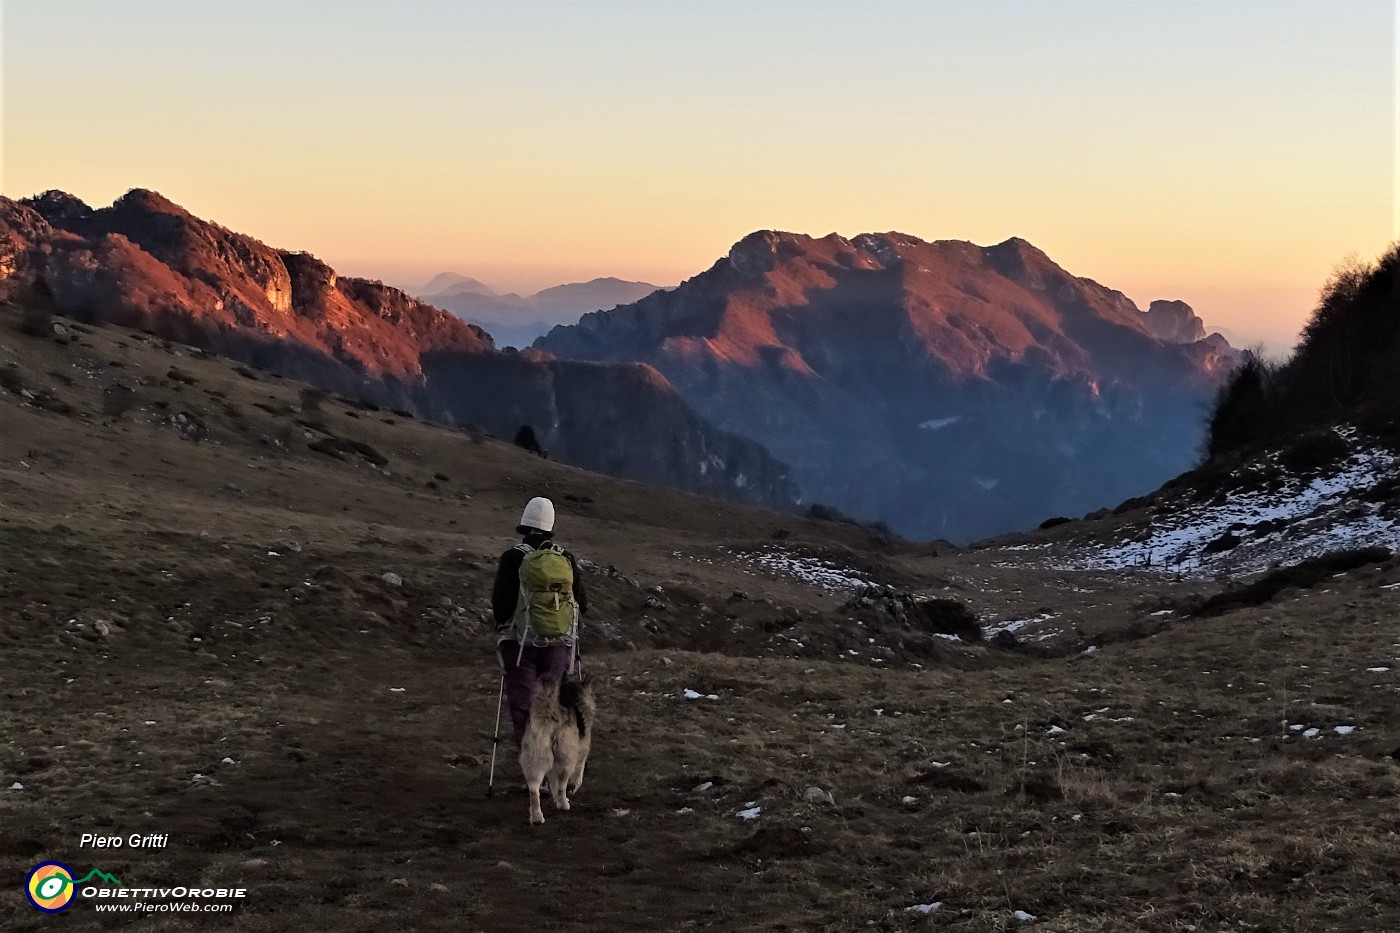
1, 303, 1399, 931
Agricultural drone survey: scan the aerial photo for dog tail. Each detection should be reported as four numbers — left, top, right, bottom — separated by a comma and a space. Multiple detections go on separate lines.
558, 676, 590, 739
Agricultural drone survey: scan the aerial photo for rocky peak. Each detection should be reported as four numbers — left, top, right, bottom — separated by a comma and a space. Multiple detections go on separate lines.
111, 188, 190, 218
1142, 299, 1208, 344
22, 190, 92, 227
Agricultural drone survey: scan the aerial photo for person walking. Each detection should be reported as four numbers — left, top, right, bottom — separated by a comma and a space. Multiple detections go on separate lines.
491, 496, 588, 744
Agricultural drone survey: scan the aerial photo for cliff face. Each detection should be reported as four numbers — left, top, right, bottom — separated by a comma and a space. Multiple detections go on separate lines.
539, 230, 1241, 540
0, 190, 796, 509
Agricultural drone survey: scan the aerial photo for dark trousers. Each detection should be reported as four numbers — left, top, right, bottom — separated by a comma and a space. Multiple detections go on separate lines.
499, 641, 573, 744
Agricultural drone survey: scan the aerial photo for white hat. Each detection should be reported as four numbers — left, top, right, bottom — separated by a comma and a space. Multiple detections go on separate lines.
518, 497, 555, 532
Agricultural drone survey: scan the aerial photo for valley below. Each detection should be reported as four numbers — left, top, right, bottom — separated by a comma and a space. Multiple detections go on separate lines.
2, 303, 1399, 932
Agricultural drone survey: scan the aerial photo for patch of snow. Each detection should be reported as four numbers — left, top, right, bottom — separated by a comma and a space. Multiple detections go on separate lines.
1367, 667, 1391, 673
676, 807, 694, 814
1045, 433, 1400, 576
739, 548, 870, 591
1047, 725, 1067, 735
1302, 727, 1321, 739
1333, 725, 1357, 735
976, 476, 999, 491
901, 795, 918, 805
683, 689, 702, 700
389, 687, 406, 693
906, 902, 942, 914
987, 613, 1055, 636
737, 806, 762, 820
9, 782, 23, 790
919, 416, 962, 431
1013, 910, 1038, 923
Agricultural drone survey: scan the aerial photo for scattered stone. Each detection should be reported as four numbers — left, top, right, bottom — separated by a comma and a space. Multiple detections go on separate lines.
802, 786, 835, 805
429, 883, 448, 893
390, 878, 409, 888
381, 572, 403, 589
172, 411, 208, 442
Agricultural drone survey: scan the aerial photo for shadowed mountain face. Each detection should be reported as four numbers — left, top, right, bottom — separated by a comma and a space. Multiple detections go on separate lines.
0, 190, 797, 508
538, 230, 1240, 540
420, 276, 666, 349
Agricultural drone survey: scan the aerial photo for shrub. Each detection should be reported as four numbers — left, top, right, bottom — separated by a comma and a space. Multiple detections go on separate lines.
514, 424, 547, 458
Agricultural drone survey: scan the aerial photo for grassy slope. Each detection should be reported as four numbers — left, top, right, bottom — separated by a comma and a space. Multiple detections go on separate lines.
1, 304, 1398, 932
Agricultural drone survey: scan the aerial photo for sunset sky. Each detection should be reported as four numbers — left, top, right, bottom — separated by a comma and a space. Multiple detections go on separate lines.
2, 0, 1394, 350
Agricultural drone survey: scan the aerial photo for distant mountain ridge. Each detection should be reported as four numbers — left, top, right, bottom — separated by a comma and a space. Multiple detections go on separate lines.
538, 229, 1240, 540
419, 274, 667, 349
0, 189, 797, 508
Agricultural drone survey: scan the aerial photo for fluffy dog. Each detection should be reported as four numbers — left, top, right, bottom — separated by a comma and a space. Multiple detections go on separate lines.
520, 675, 595, 825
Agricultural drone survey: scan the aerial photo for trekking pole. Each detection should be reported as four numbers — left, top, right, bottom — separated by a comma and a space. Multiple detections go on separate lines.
486, 673, 505, 798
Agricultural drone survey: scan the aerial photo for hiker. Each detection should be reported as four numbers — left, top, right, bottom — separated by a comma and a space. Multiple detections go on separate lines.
492, 496, 588, 744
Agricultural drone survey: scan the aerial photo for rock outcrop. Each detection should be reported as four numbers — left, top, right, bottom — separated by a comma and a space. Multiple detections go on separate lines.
1142, 299, 1208, 345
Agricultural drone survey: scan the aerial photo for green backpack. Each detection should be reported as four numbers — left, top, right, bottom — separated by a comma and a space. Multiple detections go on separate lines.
517, 542, 578, 640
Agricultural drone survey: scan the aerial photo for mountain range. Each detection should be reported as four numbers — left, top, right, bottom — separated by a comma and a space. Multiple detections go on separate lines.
0, 190, 795, 508
537, 230, 1239, 539
0, 188, 1241, 539
418, 274, 667, 349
